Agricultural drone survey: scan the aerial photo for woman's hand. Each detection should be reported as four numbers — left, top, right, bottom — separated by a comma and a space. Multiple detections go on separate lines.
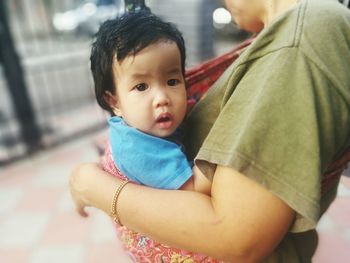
69, 162, 124, 218
69, 162, 116, 217
69, 163, 96, 217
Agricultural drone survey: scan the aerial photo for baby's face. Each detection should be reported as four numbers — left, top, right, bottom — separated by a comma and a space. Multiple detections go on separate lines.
111, 41, 187, 138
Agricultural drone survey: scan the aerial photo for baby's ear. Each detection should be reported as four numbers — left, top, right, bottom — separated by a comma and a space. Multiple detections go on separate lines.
103, 91, 122, 117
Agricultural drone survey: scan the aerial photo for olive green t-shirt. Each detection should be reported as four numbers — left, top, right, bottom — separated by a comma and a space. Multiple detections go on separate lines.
185, 0, 350, 261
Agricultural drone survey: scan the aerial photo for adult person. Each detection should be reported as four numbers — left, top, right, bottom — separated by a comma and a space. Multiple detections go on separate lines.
69, 0, 350, 262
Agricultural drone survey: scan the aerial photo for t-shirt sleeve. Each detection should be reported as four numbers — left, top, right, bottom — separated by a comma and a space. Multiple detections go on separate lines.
195, 48, 348, 232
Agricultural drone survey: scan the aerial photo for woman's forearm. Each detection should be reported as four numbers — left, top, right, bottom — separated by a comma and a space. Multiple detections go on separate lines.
70, 164, 232, 258
119, 181, 219, 253
70, 163, 294, 262
72, 164, 218, 248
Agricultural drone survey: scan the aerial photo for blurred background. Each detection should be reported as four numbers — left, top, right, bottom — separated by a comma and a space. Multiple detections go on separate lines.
0, 0, 250, 164
0, 1, 349, 263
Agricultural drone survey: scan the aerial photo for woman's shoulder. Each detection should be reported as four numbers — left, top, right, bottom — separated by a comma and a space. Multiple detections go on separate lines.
306, 0, 349, 15
302, 0, 350, 33
298, 0, 350, 82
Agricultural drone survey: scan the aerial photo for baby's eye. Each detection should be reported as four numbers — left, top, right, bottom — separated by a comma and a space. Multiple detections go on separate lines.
134, 83, 148, 91
167, 79, 180, 86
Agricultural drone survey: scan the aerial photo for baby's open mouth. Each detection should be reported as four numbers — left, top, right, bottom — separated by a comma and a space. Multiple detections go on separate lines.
156, 114, 173, 129
157, 116, 171, 123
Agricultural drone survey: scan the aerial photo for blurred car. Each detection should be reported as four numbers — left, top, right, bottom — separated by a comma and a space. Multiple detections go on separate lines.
53, 0, 124, 36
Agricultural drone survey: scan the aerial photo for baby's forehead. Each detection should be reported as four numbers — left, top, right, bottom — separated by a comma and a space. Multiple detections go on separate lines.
114, 41, 182, 68
113, 43, 183, 83
116, 39, 179, 59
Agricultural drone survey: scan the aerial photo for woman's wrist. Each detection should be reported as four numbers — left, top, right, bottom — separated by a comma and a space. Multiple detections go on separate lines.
110, 180, 130, 225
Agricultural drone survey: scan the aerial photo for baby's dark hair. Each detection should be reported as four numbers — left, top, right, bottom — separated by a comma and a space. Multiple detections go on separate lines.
90, 10, 186, 114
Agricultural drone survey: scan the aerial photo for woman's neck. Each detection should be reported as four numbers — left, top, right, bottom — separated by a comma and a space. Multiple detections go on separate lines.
263, 0, 299, 26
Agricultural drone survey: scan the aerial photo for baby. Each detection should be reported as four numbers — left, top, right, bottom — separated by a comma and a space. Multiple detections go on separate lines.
90, 10, 223, 262
91, 10, 211, 194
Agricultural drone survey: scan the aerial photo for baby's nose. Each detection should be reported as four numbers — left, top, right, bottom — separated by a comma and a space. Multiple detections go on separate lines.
154, 90, 170, 107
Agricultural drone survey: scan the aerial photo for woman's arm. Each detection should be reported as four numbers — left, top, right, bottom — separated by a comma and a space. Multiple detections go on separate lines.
70, 163, 295, 262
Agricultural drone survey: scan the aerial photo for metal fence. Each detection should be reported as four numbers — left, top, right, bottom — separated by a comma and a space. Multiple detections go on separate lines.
0, 0, 236, 165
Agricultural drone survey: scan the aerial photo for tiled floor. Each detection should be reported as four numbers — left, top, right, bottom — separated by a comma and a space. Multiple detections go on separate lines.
0, 130, 132, 263
0, 129, 350, 263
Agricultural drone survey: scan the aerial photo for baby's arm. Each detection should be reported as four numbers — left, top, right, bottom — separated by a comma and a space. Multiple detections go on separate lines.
180, 165, 212, 195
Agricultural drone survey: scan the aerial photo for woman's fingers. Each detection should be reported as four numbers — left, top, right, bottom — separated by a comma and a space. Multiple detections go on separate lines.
69, 164, 91, 217
75, 200, 89, 217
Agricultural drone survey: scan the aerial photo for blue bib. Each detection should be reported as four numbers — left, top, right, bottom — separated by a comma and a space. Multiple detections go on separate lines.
108, 116, 192, 189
